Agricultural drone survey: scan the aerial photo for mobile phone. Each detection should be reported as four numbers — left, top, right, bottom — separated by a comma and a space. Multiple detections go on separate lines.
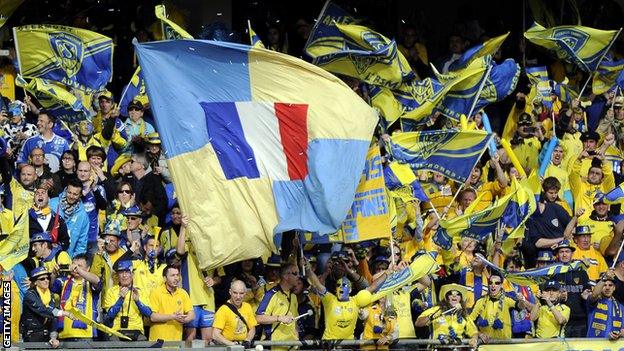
0, 50, 9, 56
120, 316, 129, 329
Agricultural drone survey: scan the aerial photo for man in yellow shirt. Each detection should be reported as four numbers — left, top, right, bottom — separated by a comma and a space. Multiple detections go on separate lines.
570, 149, 615, 219
544, 144, 573, 208
213, 280, 257, 346
511, 113, 544, 173
302, 256, 388, 340
579, 192, 616, 253
255, 263, 300, 345
103, 260, 152, 340
469, 272, 533, 339
572, 225, 608, 281
149, 265, 194, 341
51, 254, 102, 341
530, 280, 570, 338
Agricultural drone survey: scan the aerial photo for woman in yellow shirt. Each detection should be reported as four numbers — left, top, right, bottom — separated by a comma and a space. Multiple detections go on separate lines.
415, 283, 485, 348
531, 280, 570, 338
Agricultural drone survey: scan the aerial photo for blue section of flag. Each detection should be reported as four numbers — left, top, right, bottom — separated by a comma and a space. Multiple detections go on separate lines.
200, 101, 260, 180
135, 40, 252, 157
433, 227, 453, 250
605, 183, 624, 203
411, 180, 429, 202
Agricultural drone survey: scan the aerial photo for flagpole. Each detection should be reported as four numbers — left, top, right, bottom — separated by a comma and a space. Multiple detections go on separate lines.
467, 64, 493, 119
578, 28, 622, 98
441, 183, 465, 220
611, 237, 624, 269
305, 0, 330, 50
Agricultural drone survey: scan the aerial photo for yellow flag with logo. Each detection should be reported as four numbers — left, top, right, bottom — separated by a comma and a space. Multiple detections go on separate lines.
155, 5, 193, 40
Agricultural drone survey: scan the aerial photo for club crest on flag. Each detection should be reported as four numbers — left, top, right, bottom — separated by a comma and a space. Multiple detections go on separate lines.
574, 277, 580, 284
552, 28, 589, 53
49, 32, 83, 77
351, 54, 378, 75
414, 132, 455, 160
412, 80, 435, 104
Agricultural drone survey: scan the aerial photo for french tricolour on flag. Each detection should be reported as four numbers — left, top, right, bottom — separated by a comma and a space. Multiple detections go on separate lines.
201, 101, 309, 181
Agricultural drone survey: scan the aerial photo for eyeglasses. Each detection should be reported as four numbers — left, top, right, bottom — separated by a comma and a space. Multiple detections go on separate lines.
62, 157, 75, 161
489, 281, 502, 286
118, 189, 132, 194
128, 107, 141, 111
127, 216, 141, 220
32, 154, 44, 158
37, 276, 50, 281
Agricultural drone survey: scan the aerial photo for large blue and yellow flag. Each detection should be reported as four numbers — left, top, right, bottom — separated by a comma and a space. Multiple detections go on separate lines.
439, 178, 536, 243
389, 129, 493, 183
0, 0, 23, 29
16, 75, 90, 123
370, 65, 487, 125
136, 40, 377, 269
13, 25, 113, 92
247, 20, 265, 48
306, 21, 414, 89
592, 59, 624, 95
119, 67, 148, 117
524, 22, 620, 72
447, 32, 509, 72
155, 5, 193, 39
436, 57, 520, 120
605, 183, 624, 204
477, 253, 586, 286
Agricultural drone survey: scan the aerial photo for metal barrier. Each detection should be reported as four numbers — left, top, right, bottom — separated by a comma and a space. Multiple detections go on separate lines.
7, 338, 606, 350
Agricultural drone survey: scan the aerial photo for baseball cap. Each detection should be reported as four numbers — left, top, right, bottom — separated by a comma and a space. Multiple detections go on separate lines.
580, 131, 600, 142
543, 280, 561, 291
518, 113, 533, 126
146, 132, 161, 145
30, 232, 52, 243
614, 96, 623, 107
574, 225, 593, 236
114, 260, 133, 272
128, 100, 144, 111
98, 90, 113, 101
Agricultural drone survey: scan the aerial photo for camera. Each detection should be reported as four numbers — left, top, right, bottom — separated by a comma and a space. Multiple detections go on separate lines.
587, 150, 597, 156
524, 126, 537, 133
120, 316, 129, 329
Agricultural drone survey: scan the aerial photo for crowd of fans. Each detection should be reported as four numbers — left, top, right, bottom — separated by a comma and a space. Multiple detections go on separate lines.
1, 3, 624, 350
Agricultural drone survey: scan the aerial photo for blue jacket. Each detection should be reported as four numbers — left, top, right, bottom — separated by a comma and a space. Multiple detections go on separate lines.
50, 194, 89, 257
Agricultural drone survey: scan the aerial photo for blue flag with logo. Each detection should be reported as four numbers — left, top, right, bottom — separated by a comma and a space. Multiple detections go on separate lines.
13, 25, 113, 92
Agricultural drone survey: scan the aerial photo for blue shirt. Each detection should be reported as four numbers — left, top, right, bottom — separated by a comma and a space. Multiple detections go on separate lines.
17, 133, 69, 172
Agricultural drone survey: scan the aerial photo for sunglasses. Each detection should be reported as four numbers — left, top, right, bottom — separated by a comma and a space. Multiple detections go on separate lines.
37, 276, 50, 281
118, 189, 133, 194
127, 216, 141, 220
489, 281, 502, 286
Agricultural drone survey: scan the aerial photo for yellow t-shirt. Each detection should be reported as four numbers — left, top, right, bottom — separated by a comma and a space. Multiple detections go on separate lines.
38, 250, 72, 274
148, 284, 193, 341
256, 285, 298, 342
579, 218, 614, 249
469, 295, 517, 339
571, 246, 608, 281
321, 290, 372, 340
0, 66, 16, 101
103, 284, 150, 332
362, 303, 396, 340
394, 287, 417, 338
133, 260, 165, 298
420, 306, 478, 338
535, 304, 570, 338
544, 164, 572, 204
512, 136, 542, 172
213, 301, 258, 342
9, 177, 33, 217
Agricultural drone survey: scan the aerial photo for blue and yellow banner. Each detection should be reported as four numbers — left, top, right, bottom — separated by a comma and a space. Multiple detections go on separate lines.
136, 39, 377, 269
389, 129, 492, 183
592, 59, 624, 95
436, 57, 520, 120
447, 32, 509, 72
306, 20, 414, 89
66, 307, 131, 340
478, 253, 585, 286
13, 24, 113, 92
119, 67, 148, 117
155, 5, 193, 39
335, 146, 392, 243
524, 22, 620, 72
371, 252, 439, 301
247, 20, 265, 48
384, 162, 429, 202
552, 78, 579, 103
305, 1, 356, 55
0, 214, 29, 271
526, 66, 554, 109
16, 74, 90, 123
605, 183, 624, 204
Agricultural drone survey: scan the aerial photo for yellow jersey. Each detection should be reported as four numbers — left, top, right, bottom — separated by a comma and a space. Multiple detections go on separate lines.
579, 217, 614, 249
535, 304, 570, 338
256, 285, 298, 342
133, 260, 165, 298
321, 290, 372, 340
103, 284, 150, 332
571, 246, 608, 281
469, 295, 517, 339
569, 159, 615, 219
148, 284, 193, 341
362, 302, 396, 343
213, 300, 258, 342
